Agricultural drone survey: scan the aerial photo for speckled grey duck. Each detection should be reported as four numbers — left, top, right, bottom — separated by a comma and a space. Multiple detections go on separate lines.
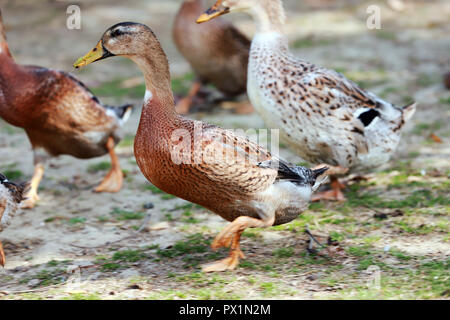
74, 22, 328, 272
173, 0, 250, 114
0, 9, 133, 208
198, 0, 416, 201
0, 173, 28, 267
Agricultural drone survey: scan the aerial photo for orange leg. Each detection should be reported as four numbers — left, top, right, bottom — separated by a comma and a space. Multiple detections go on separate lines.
94, 137, 123, 193
0, 241, 5, 267
311, 165, 348, 202
202, 216, 275, 272
175, 81, 201, 114
312, 176, 346, 202
22, 163, 45, 209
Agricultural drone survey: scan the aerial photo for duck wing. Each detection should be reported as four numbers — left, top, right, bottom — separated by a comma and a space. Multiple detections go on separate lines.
190, 124, 278, 195
23, 66, 132, 132
297, 68, 384, 156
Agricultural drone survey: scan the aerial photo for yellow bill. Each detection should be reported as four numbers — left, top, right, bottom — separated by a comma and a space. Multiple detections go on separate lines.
73, 41, 109, 69
196, 0, 230, 24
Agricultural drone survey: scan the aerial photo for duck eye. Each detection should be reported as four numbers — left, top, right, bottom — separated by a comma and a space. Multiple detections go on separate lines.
111, 28, 125, 37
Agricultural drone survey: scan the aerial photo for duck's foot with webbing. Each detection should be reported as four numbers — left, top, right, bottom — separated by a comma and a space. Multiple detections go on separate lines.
94, 137, 123, 193
22, 163, 45, 209
202, 216, 274, 272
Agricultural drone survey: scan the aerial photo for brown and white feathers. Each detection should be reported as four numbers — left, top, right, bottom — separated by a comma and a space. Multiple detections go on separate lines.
198, 0, 417, 173
0, 174, 28, 231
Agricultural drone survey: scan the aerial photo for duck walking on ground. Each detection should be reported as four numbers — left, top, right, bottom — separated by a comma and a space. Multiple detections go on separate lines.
197, 0, 416, 201
0, 173, 28, 267
173, 0, 252, 114
74, 22, 328, 272
0, 9, 133, 208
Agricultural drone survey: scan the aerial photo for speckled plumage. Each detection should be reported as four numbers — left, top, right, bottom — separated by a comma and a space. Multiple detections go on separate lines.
0, 174, 27, 231
211, 0, 416, 174
0, 173, 28, 266
248, 32, 415, 172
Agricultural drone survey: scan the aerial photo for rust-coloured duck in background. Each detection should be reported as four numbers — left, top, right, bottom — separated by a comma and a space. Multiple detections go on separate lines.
173, 0, 252, 114
74, 22, 328, 272
0, 9, 133, 208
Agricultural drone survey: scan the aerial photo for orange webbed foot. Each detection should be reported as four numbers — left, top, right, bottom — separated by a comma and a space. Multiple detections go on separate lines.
22, 162, 45, 209
94, 166, 123, 193
202, 216, 274, 273
94, 137, 123, 193
201, 248, 245, 273
21, 192, 40, 209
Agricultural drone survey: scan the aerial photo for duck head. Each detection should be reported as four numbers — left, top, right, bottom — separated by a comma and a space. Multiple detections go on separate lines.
74, 22, 172, 96
196, 0, 285, 32
196, 0, 232, 23
74, 22, 159, 68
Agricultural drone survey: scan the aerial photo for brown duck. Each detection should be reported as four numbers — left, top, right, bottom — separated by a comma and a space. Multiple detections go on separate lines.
0, 9, 133, 208
173, 0, 251, 114
0, 173, 28, 267
75, 22, 328, 272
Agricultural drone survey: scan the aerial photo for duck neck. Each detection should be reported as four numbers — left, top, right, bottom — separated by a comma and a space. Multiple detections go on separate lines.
130, 54, 176, 121
248, 0, 286, 34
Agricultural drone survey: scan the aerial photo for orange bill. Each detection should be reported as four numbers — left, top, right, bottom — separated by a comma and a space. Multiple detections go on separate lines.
197, 0, 230, 23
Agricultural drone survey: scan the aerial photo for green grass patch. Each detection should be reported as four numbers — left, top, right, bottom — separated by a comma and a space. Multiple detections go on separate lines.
181, 210, 200, 224
343, 184, 449, 209
157, 234, 210, 259
113, 249, 147, 263
118, 134, 135, 147
110, 207, 144, 220
91, 79, 145, 99
22, 268, 67, 287
144, 184, 176, 200
375, 30, 398, 41
273, 247, 294, 258
171, 72, 195, 96
412, 121, 443, 135
67, 217, 86, 225
2, 169, 23, 180
87, 161, 111, 173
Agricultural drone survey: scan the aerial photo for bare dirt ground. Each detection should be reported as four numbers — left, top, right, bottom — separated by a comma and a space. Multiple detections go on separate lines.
0, 0, 448, 300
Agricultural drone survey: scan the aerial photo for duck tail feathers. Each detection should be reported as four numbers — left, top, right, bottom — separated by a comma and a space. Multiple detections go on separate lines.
106, 104, 134, 125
